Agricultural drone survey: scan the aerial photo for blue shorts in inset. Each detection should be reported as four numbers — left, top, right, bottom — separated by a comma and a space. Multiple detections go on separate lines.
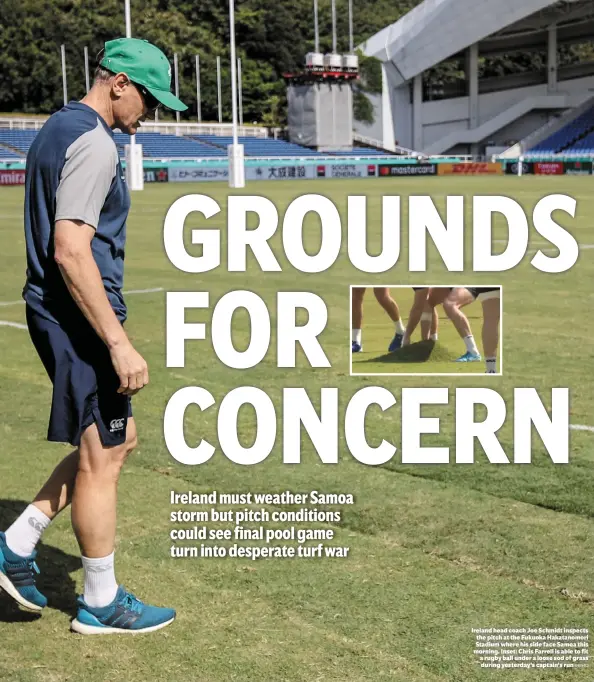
26, 306, 132, 447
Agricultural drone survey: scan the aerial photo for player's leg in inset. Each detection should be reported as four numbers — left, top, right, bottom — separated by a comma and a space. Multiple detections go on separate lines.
373, 287, 405, 351
425, 287, 451, 341
420, 302, 433, 340
442, 288, 481, 362
351, 287, 366, 352
402, 288, 429, 346
478, 289, 501, 373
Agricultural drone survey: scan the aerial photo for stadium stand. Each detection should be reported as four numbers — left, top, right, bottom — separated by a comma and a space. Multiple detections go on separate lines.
113, 132, 226, 158
525, 106, 594, 156
194, 136, 393, 157
194, 136, 328, 157
360, 0, 594, 156
0, 127, 396, 161
0, 144, 24, 160
0, 130, 37, 155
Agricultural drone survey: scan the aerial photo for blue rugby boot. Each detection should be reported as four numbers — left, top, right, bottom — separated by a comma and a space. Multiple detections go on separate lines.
455, 351, 482, 363
0, 531, 47, 611
351, 341, 362, 353
71, 586, 175, 635
388, 332, 404, 352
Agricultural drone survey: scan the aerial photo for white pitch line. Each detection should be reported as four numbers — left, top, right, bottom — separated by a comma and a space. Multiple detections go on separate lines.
123, 287, 164, 295
570, 424, 594, 433
0, 287, 164, 308
0, 320, 27, 330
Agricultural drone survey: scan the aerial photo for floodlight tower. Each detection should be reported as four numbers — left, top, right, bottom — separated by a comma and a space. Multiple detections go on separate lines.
287, 0, 359, 152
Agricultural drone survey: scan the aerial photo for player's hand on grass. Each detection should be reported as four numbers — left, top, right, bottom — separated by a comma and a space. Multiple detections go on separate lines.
110, 340, 149, 396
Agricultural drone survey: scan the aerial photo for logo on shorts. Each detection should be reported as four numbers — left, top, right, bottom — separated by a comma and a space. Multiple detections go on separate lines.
110, 418, 125, 433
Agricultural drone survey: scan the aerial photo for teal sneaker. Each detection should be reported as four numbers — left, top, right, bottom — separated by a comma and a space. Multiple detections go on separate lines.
71, 586, 175, 635
0, 531, 47, 611
455, 351, 482, 363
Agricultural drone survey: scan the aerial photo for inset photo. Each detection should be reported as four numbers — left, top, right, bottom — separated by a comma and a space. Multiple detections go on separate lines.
350, 286, 503, 376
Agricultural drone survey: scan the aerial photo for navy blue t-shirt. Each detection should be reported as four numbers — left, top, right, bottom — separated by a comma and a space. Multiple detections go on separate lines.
23, 101, 130, 325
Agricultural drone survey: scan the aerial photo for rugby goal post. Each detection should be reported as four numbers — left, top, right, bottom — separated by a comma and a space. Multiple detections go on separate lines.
125, 142, 144, 191
228, 143, 245, 188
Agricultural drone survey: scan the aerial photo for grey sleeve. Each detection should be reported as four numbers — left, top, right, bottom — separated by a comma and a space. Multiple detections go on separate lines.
55, 122, 118, 229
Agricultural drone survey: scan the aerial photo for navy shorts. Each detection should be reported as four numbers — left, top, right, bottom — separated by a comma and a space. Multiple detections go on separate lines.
26, 306, 132, 447
466, 287, 500, 300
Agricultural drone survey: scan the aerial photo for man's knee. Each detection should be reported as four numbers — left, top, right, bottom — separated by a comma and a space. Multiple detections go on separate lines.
373, 288, 389, 304
79, 421, 137, 476
442, 299, 456, 315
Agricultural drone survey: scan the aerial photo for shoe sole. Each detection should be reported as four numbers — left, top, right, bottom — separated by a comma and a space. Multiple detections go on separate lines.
70, 616, 175, 635
0, 571, 44, 611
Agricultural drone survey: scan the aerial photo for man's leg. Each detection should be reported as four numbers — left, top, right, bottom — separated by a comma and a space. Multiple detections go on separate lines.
420, 303, 433, 340
424, 287, 450, 341
481, 297, 500, 373
70, 420, 175, 635
351, 287, 366, 351
402, 288, 429, 346
73, 420, 136, 554
374, 288, 405, 351
4, 450, 79, 559
442, 288, 481, 361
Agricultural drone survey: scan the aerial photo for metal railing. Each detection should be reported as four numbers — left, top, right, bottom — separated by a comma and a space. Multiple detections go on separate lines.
0, 118, 269, 138
352, 132, 419, 156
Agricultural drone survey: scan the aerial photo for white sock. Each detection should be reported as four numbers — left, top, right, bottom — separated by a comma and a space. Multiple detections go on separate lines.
464, 335, 479, 354
486, 357, 497, 373
430, 333, 438, 341
82, 552, 118, 608
395, 319, 405, 334
352, 329, 362, 345
5, 504, 51, 557
402, 333, 410, 346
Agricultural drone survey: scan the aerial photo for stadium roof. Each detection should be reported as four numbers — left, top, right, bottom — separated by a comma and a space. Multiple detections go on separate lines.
361, 0, 594, 85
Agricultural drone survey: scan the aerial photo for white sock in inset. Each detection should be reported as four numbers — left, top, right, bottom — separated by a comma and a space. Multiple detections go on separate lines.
464, 335, 479, 354
352, 329, 362, 345
82, 552, 118, 608
5, 504, 51, 557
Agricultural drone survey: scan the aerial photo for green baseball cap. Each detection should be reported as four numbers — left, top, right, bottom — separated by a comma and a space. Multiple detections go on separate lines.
100, 37, 187, 111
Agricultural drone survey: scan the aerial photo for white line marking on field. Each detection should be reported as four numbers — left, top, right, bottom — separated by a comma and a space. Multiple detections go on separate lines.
123, 287, 164, 295
0, 320, 27, 330
570, 424, 594, 433
0, 287, 164, 307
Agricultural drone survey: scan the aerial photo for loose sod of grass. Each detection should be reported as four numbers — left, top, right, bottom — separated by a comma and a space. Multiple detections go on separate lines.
0, 176, 593, 681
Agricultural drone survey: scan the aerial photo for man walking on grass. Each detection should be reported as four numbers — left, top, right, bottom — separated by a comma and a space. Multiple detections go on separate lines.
0, 38, 186, 634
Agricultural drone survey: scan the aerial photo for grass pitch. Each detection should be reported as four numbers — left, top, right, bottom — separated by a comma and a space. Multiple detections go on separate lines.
0, 176, 593, 681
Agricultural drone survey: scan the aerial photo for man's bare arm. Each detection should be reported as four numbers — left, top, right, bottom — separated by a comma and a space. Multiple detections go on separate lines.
54, 219, 148, 395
